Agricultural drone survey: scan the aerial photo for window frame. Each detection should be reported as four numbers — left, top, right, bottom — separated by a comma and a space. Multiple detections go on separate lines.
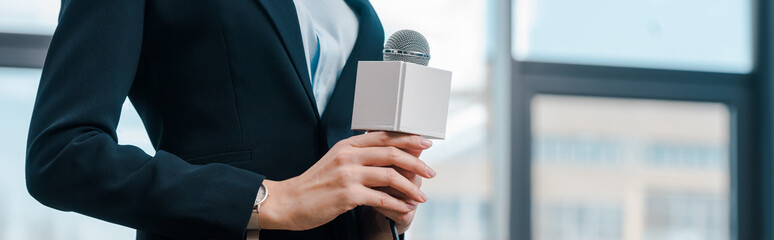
507, 1, 764, 240
0, 33, 50, 68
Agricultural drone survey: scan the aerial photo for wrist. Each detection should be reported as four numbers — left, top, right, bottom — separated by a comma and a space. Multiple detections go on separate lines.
256, 179, 287, 230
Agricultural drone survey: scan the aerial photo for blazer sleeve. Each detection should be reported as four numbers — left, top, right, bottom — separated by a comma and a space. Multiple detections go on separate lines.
25, 0, 263, 239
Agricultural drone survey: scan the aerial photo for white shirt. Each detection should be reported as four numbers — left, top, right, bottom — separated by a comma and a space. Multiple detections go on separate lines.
293, 0, 359, 115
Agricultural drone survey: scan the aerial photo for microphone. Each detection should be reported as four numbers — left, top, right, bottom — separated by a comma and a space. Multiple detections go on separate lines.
351, 29, 452, 139
351, 30, 452, 240
382, 29, 431, 66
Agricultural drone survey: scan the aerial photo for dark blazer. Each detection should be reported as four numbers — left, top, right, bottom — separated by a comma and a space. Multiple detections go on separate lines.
25, 0, 384, 239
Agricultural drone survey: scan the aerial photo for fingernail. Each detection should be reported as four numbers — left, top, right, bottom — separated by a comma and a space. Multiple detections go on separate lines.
420, 191, 428, 202
426, 166, 437, 178
421, 139, 433, 148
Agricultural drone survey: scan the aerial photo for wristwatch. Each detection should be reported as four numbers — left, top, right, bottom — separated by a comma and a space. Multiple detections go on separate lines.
249, 183, 269, 230
254, 183, 268, 213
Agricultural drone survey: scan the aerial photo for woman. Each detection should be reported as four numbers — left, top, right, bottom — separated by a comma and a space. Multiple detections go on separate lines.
25, 0, 434, 239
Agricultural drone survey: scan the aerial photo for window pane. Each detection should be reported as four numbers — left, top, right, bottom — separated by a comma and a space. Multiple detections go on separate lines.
370, 0, 494, 239
512, 0, 753, 73
0, 0, 59, 34
531, 95, 730, 240
372, 0, 487, 93
0, 67, 143, 239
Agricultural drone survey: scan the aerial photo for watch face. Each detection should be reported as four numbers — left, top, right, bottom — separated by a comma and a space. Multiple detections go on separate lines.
256, 184, 268, 205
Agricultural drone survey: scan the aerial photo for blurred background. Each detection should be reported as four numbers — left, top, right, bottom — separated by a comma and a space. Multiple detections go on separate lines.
1, 0, 772, 239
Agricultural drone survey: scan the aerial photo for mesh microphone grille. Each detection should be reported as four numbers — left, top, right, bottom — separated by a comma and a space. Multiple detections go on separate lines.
383, 29, 430, 66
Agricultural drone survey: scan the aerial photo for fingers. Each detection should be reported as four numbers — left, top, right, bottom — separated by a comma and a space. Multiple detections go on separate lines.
360, 167, 427, 203
401, 148, 423, 158
373, 187, 408, 200
372, 206, 416, 227
373, 167, 423, 198
356, 147, 436, 179
391, 167, 423, 187
347, 131, 433, 150
356, 186, 417, 213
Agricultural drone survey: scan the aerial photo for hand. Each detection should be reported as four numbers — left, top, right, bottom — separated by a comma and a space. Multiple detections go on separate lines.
365, 151, 426, 238
257, 132, 436, 231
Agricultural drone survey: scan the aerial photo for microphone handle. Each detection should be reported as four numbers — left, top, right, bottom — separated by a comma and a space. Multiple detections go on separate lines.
389, 218, 399, 240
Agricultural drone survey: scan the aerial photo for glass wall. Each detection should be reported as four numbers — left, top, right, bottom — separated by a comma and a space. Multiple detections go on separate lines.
371, 0, 496, 239
511, 0, 748, 237
0, 67, 139, 239
531, 95, 730, 240
0, 0, 59, 34
512, 0, 753, 73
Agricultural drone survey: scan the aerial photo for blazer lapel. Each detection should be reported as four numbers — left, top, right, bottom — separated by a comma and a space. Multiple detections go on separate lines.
256, 0, 319, 119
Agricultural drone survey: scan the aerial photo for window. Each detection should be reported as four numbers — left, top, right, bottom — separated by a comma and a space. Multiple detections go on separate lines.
645, 191, 728, 240
512, 0, 753, 73
531, 95, 730, 240
510, 0, 755, 239
0, 0, 59, 34
536, 201, 622, 240
0, 67, 138, 239
371, 0, 497, 239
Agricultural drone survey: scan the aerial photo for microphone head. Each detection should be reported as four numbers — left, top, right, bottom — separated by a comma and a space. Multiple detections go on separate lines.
383, 29, 431, 66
